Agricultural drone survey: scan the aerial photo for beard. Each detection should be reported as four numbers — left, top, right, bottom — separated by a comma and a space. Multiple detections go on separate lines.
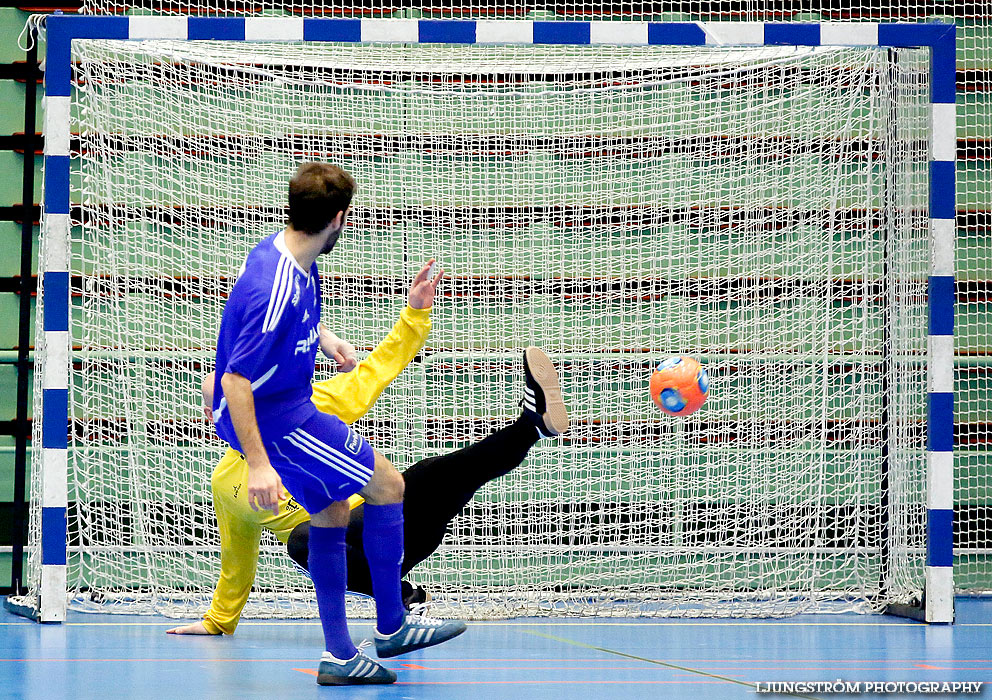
320, 211, 347, 254
321, 227, 340, 254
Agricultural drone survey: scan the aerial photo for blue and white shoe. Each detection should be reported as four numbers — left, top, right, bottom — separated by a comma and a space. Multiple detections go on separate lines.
316, 642, 396, 685
521, 346, 569, 438
374, 604, 467, 658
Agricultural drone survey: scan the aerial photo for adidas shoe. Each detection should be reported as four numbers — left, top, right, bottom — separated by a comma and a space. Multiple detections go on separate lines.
521, 346, 569, 437
402, 581, 431, 610
316, 643, 396, 685
374, 604, 467, 658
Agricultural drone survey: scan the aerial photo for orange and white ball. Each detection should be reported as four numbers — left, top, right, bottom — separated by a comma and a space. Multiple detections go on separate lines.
650, 357, 709, 416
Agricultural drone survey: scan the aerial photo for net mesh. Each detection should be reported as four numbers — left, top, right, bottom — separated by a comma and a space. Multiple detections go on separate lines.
68, 1, 991, 601
22, 41, 933, 618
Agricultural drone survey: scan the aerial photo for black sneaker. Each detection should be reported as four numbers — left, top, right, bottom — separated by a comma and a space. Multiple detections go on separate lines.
520, 346, 569, 437
402, 581, 431, 610
297, 566, 430, 612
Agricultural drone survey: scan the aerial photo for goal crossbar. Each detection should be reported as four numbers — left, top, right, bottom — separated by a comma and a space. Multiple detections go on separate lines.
28, 16, 957, 623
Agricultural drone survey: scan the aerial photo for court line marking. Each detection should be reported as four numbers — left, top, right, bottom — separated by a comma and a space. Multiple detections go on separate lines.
2, 658, 988, 671
7, 619, 992, 636
292, 667, 728, 685
390, 680, 729, 685
524, 629, 820, 700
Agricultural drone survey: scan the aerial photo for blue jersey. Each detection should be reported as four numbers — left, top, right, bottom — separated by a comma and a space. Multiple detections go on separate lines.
212, 230, 322, 448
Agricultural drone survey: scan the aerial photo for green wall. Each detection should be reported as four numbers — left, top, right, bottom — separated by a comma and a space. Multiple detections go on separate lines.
0, 8, 37, 588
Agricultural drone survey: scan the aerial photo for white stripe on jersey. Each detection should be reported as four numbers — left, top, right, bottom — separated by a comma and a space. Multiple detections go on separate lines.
262, 255, 291, 332
270, 440, 334, 501
273, 229, 308, 274
272, 256, 296, 331
268, 257, 297, 333
212, 363, 279, 420
260, 255, 285, 332
291, 429, 373, 482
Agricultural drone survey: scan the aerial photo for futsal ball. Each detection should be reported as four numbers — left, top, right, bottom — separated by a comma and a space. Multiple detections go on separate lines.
650, 357, 709, 416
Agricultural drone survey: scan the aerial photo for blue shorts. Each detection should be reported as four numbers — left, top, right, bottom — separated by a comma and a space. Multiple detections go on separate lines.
267, 412, 375, 514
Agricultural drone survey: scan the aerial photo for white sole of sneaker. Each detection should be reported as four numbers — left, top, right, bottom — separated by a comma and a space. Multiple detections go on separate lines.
524, 346, 569, 435
377, 624, 467, 658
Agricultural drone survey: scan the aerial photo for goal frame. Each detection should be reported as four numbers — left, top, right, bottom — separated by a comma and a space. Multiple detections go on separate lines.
23, 15, 957, 623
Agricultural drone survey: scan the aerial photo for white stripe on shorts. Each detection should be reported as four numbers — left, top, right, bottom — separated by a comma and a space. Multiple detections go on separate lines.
296, 428, 372, 474
293, 428, 374, 478
291, 429, 373, 481
284, 434, 366, 486
285, 431, 372, 485
270, 440, 334, 501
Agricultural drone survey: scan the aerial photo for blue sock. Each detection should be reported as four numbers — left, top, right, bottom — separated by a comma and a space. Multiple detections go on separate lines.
308, 525, 357, 660
362, 502, 406, 635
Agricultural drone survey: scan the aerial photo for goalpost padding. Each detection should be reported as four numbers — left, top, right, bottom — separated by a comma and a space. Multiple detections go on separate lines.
20, 17, 955, 623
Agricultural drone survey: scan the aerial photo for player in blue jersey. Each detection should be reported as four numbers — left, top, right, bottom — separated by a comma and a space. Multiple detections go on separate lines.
212, 163, 465, 686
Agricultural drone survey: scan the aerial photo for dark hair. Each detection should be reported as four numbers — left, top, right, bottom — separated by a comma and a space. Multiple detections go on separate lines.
287, 162, 356, 235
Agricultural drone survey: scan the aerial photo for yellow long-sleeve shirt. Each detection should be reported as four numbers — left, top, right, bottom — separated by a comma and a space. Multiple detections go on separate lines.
202, 305, 431, 635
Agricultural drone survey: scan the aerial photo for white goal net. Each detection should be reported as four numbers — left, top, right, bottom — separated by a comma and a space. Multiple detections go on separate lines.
65, 0, 991, 600
23, 40, 933, 618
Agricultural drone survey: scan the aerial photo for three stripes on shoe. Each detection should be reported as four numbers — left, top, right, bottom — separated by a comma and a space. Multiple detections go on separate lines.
398, 626, 436, 647
348, 658, 384, 679
522, 386, 537, 413
523, 386, 552, 439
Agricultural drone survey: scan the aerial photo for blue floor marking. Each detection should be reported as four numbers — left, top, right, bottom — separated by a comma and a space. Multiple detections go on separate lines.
1, 598, 989, 699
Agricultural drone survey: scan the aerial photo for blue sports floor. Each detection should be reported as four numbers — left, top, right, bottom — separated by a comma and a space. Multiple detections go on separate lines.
0, 598, 989, 699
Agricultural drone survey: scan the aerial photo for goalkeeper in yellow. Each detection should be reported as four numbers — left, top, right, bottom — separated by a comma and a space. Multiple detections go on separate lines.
168, 264, 569, 635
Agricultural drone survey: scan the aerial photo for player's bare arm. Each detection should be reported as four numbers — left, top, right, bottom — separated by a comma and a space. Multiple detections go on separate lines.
221, 371, 285, 516
318, 325, 357, 373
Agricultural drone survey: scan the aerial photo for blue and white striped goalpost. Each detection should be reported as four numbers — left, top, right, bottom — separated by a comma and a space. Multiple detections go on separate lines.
31, 16, 956, 623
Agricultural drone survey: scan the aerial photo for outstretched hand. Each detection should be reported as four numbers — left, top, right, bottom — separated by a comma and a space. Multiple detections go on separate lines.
166, 621, 219, 635
408, 259, 445, 310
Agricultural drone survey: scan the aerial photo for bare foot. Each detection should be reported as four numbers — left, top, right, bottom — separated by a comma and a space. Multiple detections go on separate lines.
166, 621, 219, 635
